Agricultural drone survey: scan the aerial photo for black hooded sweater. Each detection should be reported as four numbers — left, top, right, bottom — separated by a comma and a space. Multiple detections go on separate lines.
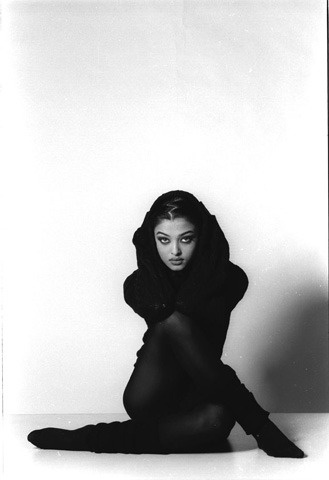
123, 191, 248, 357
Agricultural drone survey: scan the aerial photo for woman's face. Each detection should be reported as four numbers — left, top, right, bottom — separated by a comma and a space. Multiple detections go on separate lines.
153, 217, 198, 271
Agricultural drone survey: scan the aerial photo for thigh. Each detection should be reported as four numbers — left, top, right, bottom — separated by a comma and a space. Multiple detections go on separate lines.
123, 324, 190, 420
176, 380, 213, 413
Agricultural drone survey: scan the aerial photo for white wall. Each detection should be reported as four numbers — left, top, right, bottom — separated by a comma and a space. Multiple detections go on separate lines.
2, 0, 327, 414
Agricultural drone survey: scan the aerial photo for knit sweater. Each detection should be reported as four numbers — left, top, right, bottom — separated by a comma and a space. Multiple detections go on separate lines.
123, 191, 248, 356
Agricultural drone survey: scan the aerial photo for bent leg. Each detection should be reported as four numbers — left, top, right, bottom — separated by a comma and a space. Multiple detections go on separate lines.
158, 311, 270, 435
123, 320, 236, 452
28, 401, 235, 454
27, 312, 304, 457
28, 322, 236, 454
156, 311, 304, 458
157, 401, 235, 453
123, 323, 189, 420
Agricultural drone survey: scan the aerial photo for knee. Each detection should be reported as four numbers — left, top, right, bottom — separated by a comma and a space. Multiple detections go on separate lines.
123, 382, 160, 421
203, 403, 236, 438
145, 311, 193, 340
123, 382, 140, 420
123, 386, 145, 420
159, 311, 194, 337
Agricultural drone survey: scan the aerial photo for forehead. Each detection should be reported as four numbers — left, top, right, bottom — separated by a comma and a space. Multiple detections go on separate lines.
154, 218, 196, 235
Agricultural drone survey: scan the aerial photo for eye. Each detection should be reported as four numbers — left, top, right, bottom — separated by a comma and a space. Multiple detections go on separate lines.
157, 237, 170, 244
181, 236, 195, 244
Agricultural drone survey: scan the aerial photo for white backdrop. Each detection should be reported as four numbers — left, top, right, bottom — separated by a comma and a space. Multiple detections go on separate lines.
2, 0, 327, 414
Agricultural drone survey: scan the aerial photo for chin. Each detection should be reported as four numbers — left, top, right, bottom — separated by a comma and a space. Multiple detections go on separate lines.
168, 263, 186, 271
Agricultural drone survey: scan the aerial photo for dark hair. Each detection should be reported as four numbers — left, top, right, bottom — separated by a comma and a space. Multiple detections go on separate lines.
148, 190, 202, 231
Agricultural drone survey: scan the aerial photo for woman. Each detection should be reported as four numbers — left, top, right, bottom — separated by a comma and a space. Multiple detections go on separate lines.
27, 190, 305, 458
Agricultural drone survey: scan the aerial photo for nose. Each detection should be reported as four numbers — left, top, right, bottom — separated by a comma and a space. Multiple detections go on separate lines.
171, 241, 181, 256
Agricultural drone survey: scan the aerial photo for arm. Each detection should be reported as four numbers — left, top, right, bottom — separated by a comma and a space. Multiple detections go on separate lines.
202, 263, 249, 355
175, 261, 248, 316
123, 269, 175, 326
172, 263, 249, 355
222, 262, 249, 311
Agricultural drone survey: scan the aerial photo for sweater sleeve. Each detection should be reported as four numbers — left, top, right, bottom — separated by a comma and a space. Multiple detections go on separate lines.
195, 263, 249, 356
222, 262, 249, 311
123, 269, 176, 326
204, 263, 248, 318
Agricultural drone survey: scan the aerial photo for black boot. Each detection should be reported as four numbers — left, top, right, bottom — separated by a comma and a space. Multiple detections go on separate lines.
27, 419, 165, 454
253, 418, 305, 458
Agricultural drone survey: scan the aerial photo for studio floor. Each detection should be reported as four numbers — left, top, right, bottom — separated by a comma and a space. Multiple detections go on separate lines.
2, 413, 329, 480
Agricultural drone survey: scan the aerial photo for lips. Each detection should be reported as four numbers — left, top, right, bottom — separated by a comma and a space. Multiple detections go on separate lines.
170, 259, 184, 263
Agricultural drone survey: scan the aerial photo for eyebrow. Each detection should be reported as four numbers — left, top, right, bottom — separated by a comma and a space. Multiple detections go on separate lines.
155, 230, 195, 237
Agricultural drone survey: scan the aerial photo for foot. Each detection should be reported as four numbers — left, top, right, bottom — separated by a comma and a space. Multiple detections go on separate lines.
27, 425, 94, 451
254, 419, 305, 458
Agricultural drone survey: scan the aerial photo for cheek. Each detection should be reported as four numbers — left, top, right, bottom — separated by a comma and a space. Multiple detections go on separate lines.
157, 244, 169, 259
186, 243, 197, 258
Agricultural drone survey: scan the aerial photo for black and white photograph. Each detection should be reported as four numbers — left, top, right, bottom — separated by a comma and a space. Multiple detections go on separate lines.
1, 0, 328, 479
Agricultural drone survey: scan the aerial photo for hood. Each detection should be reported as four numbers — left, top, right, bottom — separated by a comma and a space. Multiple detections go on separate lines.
132, 190, 230, 289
